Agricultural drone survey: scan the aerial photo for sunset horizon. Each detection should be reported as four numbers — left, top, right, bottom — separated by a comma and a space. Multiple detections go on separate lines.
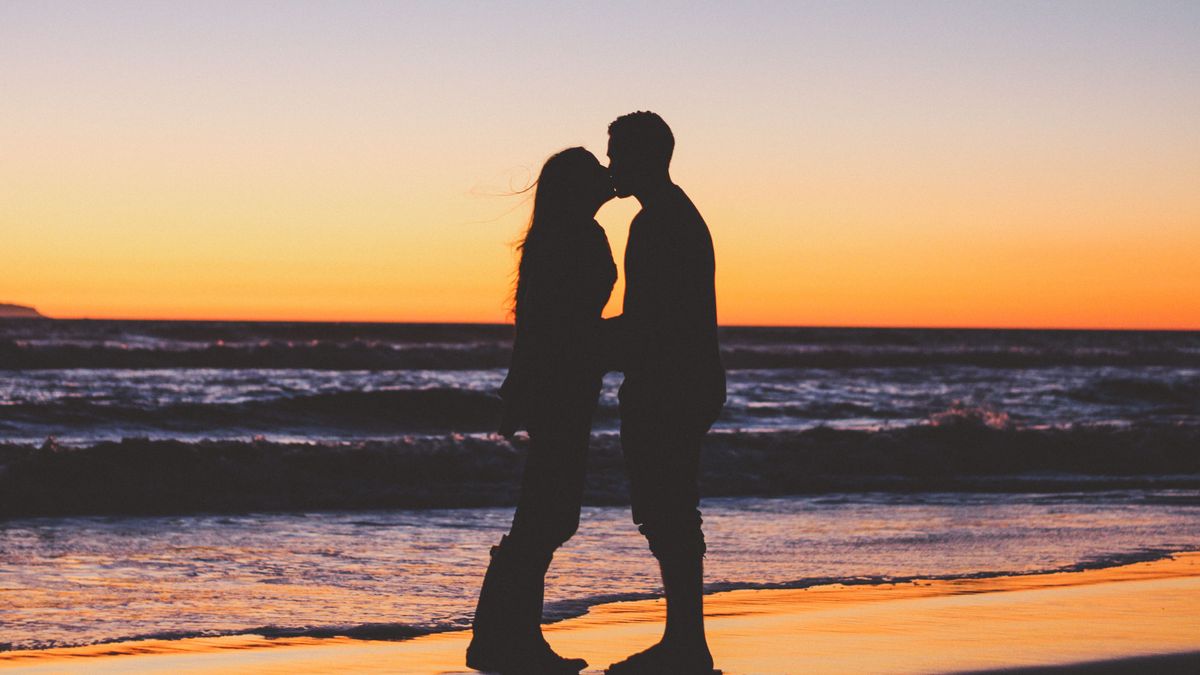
3, 3, 1198, 673
6, 304, 1199, 333
5, 3, 1197, 332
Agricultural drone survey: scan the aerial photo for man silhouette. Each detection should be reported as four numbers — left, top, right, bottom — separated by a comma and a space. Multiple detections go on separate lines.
604, 111, 725, 674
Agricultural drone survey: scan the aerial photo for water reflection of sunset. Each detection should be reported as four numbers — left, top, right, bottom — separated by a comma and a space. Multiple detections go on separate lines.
4, 553, 1198, 673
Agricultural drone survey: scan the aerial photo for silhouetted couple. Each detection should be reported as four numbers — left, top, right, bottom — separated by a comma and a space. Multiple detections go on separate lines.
467, 112, 725, 675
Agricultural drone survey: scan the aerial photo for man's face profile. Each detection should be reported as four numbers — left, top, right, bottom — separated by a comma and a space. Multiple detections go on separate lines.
606, 135, 637, 199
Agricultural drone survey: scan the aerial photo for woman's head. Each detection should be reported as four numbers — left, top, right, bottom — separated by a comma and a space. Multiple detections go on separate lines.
513, 147, 614, 317
528, 147, 614, 223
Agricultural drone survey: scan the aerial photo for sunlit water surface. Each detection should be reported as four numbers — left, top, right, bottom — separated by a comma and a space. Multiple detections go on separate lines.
3, 492, 1198, 651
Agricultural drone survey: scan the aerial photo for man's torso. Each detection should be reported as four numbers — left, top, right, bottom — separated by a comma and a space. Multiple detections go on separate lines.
619, 185, 725, 420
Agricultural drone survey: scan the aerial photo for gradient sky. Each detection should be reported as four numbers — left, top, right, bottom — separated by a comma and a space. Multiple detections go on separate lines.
2, 1, 1198, 328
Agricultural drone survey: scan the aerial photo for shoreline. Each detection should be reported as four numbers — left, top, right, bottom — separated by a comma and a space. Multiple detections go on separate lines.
3, 551, 1198, 674
3, 546, 1184, 654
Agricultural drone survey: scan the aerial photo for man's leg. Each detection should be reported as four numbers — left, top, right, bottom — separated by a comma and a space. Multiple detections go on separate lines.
609, 411, 714, 673
659, 544, 708, 651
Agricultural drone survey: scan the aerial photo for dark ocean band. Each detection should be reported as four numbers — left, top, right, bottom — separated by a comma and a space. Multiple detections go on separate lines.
5, 340, 1200, 369
2, 423, 1197, 518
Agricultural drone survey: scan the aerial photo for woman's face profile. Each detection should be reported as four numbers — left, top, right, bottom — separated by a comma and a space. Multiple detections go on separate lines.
539, 149, 614, 217
586, 155, 617, 211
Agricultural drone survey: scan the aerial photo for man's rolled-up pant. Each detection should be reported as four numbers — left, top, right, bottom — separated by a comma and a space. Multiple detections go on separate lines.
619, 406, 710, 561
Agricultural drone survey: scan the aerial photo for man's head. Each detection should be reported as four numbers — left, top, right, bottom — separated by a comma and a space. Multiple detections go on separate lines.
607, 111, 674, 198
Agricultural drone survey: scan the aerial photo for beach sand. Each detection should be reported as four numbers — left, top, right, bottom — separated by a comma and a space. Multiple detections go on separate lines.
3, 552, 1198, 674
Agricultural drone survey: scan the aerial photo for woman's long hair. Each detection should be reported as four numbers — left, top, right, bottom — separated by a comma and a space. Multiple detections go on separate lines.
512, 147, 597, 322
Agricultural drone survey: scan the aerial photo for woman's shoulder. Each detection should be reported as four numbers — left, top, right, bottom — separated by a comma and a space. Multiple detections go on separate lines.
583, 219, 612, 246
528, 220, 612, 270
585, 220, 616, 260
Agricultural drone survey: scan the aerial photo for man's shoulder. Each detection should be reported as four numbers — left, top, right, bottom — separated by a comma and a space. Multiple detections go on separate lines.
636, 188, 704, 226
673, 186, 708, 223
662, 186, 707, 226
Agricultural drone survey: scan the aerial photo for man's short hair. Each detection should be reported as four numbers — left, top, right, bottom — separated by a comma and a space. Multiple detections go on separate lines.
608, 111, 674, 166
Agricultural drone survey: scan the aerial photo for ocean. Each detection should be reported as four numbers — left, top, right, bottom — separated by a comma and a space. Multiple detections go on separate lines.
2, 320, 1199, 651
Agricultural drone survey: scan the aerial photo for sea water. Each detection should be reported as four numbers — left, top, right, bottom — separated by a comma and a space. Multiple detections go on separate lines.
3, 492, 1199, 651
1, 321, 1198, 650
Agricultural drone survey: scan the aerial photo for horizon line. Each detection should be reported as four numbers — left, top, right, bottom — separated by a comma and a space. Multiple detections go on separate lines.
9, 314, 1198, 333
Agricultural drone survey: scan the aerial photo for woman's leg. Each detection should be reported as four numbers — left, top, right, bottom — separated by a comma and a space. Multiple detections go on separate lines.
467, 417, 592, 672
508, 421, 591, 552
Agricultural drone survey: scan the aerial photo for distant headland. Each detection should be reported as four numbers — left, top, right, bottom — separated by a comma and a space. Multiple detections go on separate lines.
0, 303, 46, 319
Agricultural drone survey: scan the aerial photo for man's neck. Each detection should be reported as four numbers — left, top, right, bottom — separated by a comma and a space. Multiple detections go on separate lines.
634, 178, 676, 208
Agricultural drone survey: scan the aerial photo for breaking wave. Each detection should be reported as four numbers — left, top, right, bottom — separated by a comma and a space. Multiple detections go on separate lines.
5, 339, 1200, 370
1070, 375, 1200, 407
3, 423, 1198, 518
0, 388, 509, 434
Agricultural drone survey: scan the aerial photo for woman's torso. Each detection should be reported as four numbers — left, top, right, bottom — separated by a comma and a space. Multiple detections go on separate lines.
507, 219, 617, 419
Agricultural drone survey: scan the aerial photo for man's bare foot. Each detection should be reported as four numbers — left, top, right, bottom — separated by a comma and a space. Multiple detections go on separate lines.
604, 641, 718, 675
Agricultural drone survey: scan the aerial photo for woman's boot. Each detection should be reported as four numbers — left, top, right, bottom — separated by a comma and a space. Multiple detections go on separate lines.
465, 536, 586, 674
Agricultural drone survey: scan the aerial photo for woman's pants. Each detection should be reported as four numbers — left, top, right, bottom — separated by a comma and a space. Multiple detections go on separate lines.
506, 414, 594, 556
467, 404, 595, 659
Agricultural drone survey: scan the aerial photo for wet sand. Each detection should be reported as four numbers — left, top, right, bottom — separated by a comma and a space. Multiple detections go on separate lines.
3, 552, 1198, 674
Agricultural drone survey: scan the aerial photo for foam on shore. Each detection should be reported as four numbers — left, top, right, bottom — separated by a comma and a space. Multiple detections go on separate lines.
3, 552, 1198, 674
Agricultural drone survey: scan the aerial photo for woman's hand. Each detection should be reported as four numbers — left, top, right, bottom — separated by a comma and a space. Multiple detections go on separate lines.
498, 401, 523, 440
599, 315, 626, 373
498, 371, 526, 439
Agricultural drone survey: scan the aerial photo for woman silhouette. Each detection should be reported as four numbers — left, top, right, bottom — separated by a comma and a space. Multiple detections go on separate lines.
466, 147, 617, 674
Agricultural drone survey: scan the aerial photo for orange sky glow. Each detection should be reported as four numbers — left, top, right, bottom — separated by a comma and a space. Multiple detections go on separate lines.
2, 3, 1197, 329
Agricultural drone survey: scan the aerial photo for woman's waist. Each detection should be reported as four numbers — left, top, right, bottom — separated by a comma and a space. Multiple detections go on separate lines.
519, 362, 605, 387
514, 373, 604, 413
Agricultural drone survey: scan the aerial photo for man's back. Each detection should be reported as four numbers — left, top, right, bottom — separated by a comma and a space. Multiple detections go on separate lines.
619, 184, 725, 421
